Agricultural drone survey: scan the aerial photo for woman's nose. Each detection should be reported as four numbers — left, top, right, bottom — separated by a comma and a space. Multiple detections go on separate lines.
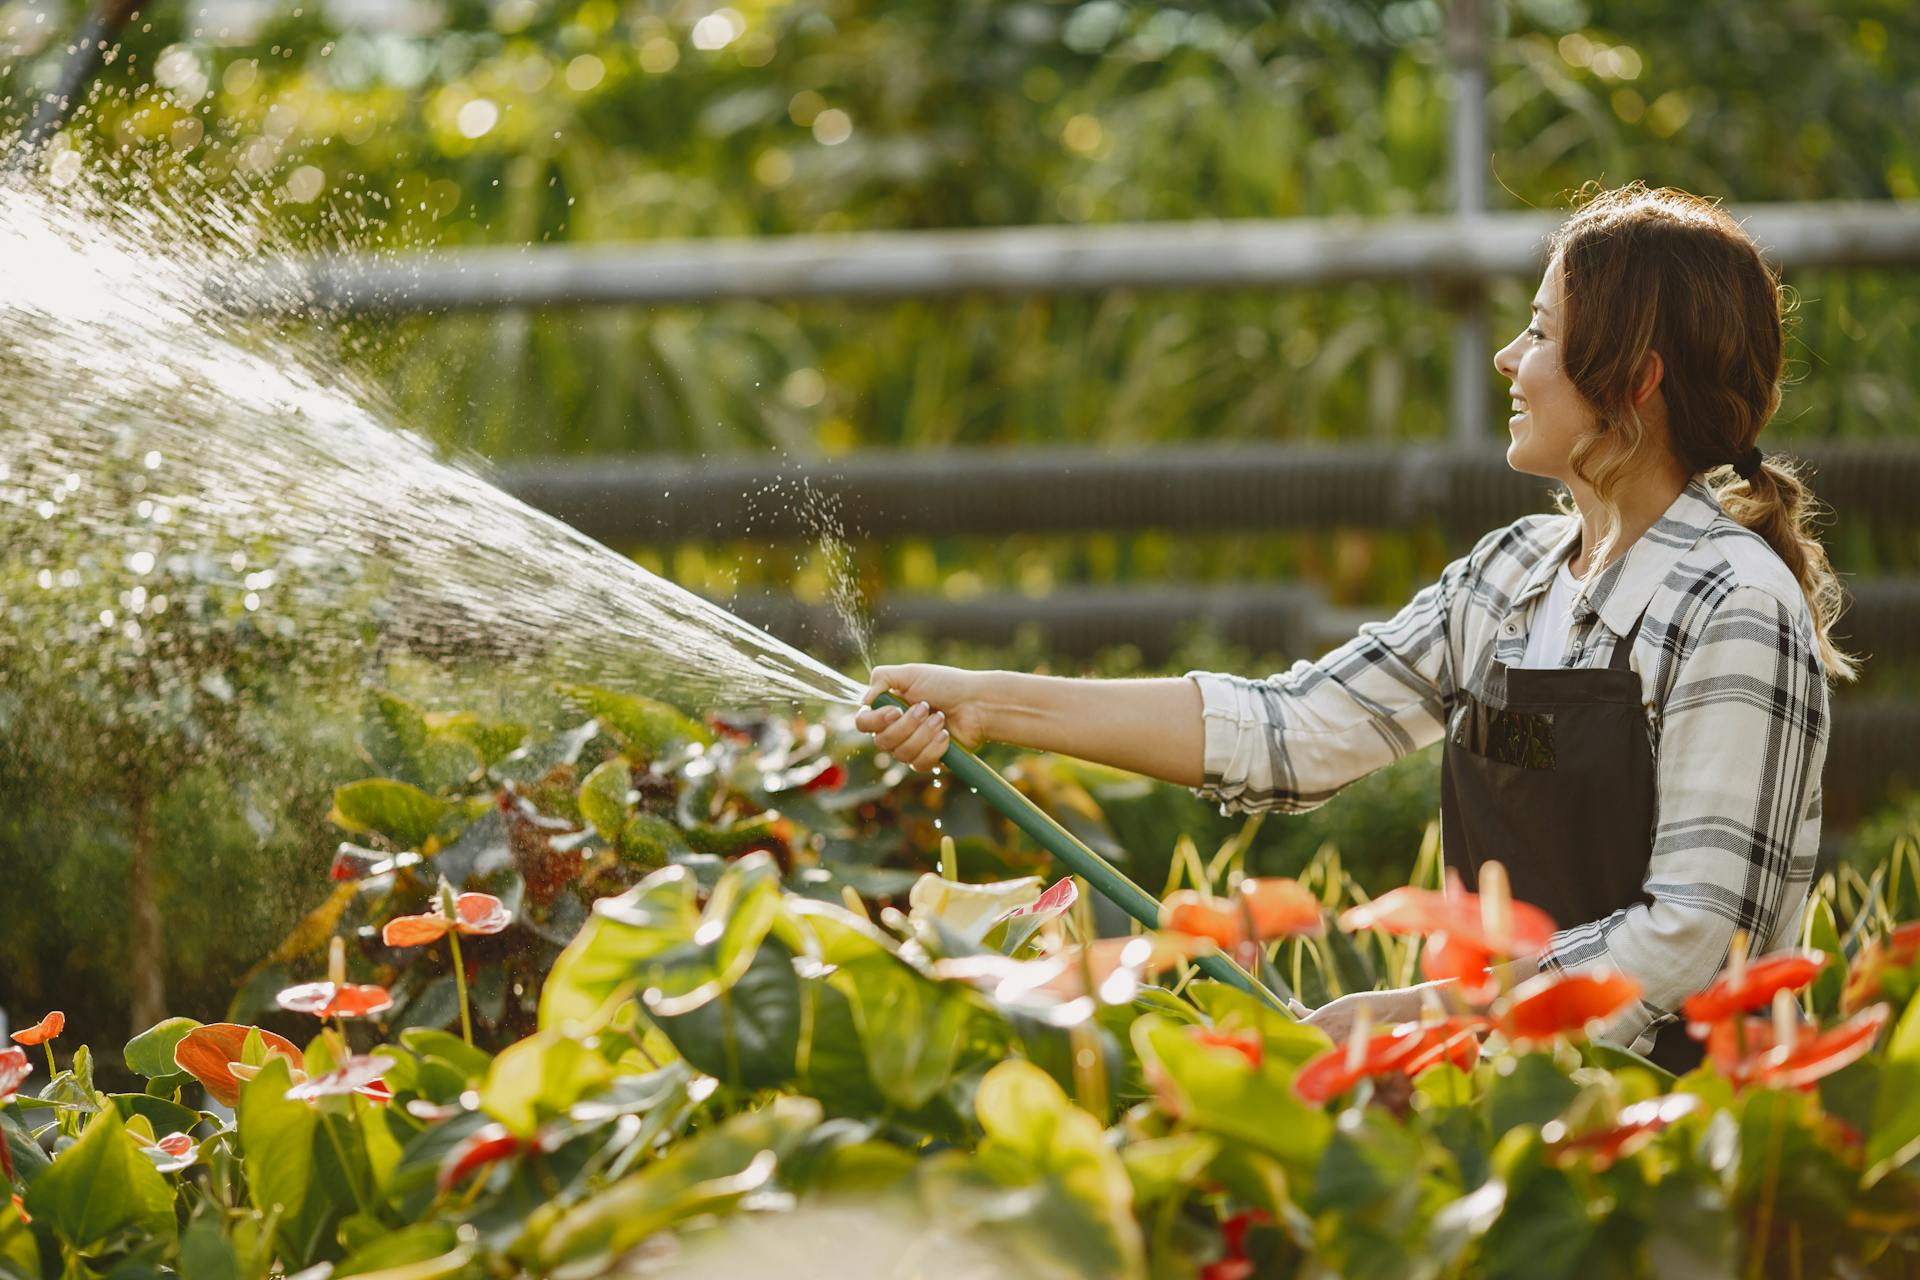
1492, 336, 1519, 379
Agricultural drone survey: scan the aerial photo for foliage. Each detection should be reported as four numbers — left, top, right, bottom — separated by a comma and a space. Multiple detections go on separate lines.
9, 706, 1920, 1278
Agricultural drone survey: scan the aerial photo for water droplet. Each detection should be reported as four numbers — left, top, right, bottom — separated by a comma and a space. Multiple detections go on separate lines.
127, 550, 155, 574
244, 592, 261, 611
143, 450, 162, 469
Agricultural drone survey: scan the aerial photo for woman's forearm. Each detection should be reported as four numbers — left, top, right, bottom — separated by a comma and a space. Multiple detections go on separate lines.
975, 671, 1207, 787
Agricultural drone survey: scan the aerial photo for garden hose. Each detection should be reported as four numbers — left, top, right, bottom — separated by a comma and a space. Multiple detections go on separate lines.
872, 691, 1288, 1011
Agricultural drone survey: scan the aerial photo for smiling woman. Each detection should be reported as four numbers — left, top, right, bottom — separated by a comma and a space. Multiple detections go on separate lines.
860, 182, 1850, 1073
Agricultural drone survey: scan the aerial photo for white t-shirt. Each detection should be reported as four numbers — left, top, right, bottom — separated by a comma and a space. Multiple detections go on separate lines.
1518, 556, 1582, 668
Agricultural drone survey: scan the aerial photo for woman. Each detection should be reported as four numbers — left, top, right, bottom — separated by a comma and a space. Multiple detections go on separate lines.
854, 184, 1851, 1072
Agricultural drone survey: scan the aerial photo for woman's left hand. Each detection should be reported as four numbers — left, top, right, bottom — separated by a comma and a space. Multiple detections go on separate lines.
1300, 988, 1425, 1042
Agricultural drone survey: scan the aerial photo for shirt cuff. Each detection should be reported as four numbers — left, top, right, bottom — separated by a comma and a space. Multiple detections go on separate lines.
1183, 670, 1260, 809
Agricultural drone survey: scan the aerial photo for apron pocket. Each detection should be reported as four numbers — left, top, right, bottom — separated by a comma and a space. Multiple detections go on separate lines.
1453, 703, 1557, 771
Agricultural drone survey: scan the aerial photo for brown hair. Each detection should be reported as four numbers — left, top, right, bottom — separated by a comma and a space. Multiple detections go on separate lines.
1548, 182, 1856, 681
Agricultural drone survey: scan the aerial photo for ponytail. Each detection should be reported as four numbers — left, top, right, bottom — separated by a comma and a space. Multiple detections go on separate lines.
1712, 456, 1857, 681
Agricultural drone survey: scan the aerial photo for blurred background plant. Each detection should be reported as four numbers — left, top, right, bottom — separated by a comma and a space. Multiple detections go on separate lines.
1, 0, 1916, 1038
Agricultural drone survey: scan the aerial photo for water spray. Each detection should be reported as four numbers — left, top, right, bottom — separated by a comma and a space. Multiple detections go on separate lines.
870, 691, 1288, 1010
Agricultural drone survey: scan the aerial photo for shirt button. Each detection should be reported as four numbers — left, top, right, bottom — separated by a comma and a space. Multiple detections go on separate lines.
1503, 622, 1518, 635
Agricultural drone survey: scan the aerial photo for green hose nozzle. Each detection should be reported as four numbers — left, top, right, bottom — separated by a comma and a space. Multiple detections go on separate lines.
872, 692, 1287, 1011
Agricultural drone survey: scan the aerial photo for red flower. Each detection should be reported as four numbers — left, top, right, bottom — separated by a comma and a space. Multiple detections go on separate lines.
1547, 1094, 1699, 1170
0, 1046, 29, 1098
1399, 1015, 1491, 1076
1199, 1208, 1271, 1280
1190, 1026, 1264, 1069
1497, 970, 1642, 1045
1339, 870, 1556, 999
1295, 1023, 1429, 1104
9, 1011, 62, 1047
173, 1023, 303, 1108
802, 762, 847, 793
437, 1122, 532, 1194
1337, 871, 1556, 955
1709, 1004, 1890, 1091
1682, 951, 1825, 1031
284, 1055, 396, 1104
275, 981, 394, 1020
155, 1133, 195, 1158
1162, 878, 1323, 947
1006, 877, 1078, 922
9, 1193, 27, 1224
382, 892, 513, 948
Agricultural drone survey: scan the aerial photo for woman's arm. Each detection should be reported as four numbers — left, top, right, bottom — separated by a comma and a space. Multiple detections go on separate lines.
856, 667, 1206, 784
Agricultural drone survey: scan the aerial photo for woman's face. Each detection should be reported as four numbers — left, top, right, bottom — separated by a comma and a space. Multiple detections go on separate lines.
1494, 259, 1596, 484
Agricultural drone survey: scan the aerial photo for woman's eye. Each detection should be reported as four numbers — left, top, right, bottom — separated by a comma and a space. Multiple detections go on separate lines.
1526, 326, 1546, 340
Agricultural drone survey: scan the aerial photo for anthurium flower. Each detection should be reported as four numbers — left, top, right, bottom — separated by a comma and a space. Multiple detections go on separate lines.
276, 981, 394, 1020
1496, 970, 1642, 1045
1006, 877, 1078, 922
1294, 1021, 1431, 1104
1200, 1207, 1272, 1280
173, 1023, 302, 1107
1399, 1015, 1491, 1076
1189, 1026, 1264, 1069
1842, 922, 1920, 1014
907, 872, 1043, 944
0, 1046, 29, 1098
285, 1055, 396, 1104
437, 1122, 533, 1194
1160, 878, 1323, 947
155, 1133, 195, 1158
382, 892, 513, 948
9, 1011, 62, 1046
1545, 1094, 1699, 1170
933, 934, 1213, 1010
1681, 950, 1825, 1031
1338, 870, 1557, 956
1709, 1003, 1890, 1091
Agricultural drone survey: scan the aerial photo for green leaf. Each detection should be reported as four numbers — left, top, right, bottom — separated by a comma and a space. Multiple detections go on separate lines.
1119, 1132, 1219, 1206
649, 938, 802, 1091
558, 684, 713, 758
1481, 1136, 1593, 1280
22, 1105, 176, 1252
334, 1222, 460, 1278
177, 1215, 241, 1280
0, 1111, 50, 1187
1804, 895, 1845, 1019
532, 1096, 821, 1272
363, 691, 481, 794
1486, 1052, 1582, 1140
1132, 1015, 1329, 1177
237, 1056, 358, 1267
828, 952, 971, 1110
1868, 992, 1920, 1180
0, 1201, 40, 1280
539, 866, 702, 1030
397, 1028, 493, 1083
480, 1028, 616, 1140
329, 779, 451, 851
124, 1018, 201, 1079
577, 757, 632, 842
428, 711, 528, 768
111, 1093, 201, 1138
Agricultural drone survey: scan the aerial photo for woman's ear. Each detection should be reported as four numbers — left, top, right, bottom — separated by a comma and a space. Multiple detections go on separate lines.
1631, 350, 1665, 407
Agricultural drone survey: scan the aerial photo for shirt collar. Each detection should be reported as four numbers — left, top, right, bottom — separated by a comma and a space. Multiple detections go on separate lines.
1572, 478, 1725, 636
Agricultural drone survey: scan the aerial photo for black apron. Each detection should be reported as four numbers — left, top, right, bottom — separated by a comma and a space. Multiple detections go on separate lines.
1440, 608, 1703, 1074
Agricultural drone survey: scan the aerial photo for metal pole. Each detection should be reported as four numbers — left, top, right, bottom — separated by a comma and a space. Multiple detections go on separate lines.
871, 692, 1290, 1010
1445, 0, 1491, 446
15, 0, 143, 158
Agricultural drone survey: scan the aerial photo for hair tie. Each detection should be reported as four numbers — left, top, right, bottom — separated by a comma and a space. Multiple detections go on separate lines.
1732, 446, 1764, 482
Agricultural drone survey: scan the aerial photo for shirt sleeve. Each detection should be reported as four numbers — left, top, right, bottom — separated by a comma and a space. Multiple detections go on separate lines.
1537, 583, 1829, 1046
1182, 550, 1472, 815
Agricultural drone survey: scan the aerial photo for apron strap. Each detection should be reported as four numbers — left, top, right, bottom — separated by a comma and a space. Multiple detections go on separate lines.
1606, 608, 1648, 672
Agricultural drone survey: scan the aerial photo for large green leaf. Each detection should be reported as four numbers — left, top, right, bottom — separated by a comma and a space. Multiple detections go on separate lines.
539, 865, 703, 1029
22, 1105, 176, 1252
124, 1017, 200, 1080
576, 756, 632, 843
328, 779, 452, 851
0, 1200, 39, 1280
1485, 1052, 1582, 1140
480, 1027, 616, 1140
237, 1057, 359, 1267
829, 952, 972, 1110
557, 684, 713, 758
531, 1096, 821, 1273
362, 691, 481, 794
649, 938, 802, 1091
334, 1222, 461, 1278
1869, 990, 1920, 1181
1131, 1015, 1329, 1177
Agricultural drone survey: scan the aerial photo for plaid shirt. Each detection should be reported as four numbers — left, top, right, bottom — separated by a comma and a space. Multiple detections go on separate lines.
1188, 478, 1830, 1051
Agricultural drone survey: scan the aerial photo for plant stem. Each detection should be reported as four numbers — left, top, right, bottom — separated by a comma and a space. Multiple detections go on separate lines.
448, 930, 473, 1046
42, 1046, 55, 1081
318, 1110, 372, 1218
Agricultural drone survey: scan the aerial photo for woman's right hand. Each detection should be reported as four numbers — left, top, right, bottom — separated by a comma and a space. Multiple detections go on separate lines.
853, 663, 992, 772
